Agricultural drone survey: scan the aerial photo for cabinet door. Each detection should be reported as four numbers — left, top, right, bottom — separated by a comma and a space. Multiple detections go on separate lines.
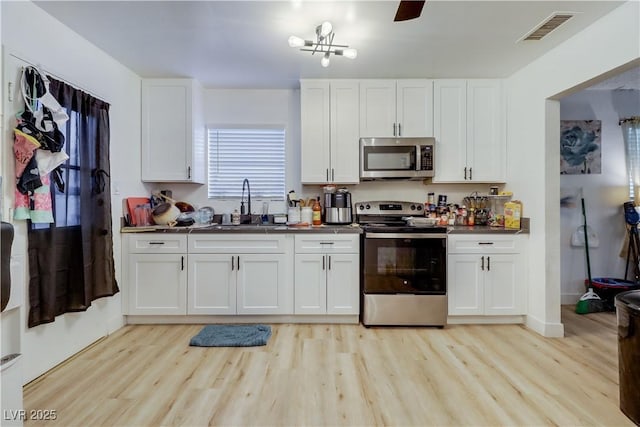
294, 254, 327, 314
128, 254, 186, 315
330, 81, 360, 184
447, 254, 483, 315
236, 254, 293, 314
359, 80, 397, 137
467, 79, 505, 182
141, 79, 203, 183
188, 254, 236, 315
396, 80, 433, 137
433, 80, 467, 182
484, 254, 525, 315
326, 253, 360, 315
301, 81, 331, 183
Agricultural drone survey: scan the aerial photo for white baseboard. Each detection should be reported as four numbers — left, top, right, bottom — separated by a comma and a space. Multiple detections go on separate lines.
125, 314, 361, 325
562, 293, 582, 305
526, 314, 565, 337
107, 314, 126, 334
447, 315, 525, 325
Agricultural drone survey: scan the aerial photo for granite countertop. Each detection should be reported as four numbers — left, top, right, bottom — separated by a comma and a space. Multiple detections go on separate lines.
121, 218, 530, 235
121, 223, 363, 234
447, 217, 530, 234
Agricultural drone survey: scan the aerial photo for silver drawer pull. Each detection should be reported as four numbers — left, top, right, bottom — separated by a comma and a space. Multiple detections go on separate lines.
148, 241, 166, 245
319, 242, 335, 245
478, 242, 494, 245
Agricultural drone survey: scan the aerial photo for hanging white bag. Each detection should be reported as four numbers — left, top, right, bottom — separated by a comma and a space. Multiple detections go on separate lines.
571, 224, 600, 248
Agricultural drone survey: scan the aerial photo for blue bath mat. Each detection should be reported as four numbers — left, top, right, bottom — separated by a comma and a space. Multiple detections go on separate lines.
189, 324, 272, 347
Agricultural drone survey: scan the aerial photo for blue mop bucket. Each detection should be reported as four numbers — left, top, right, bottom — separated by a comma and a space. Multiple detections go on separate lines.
586, 278, 640, 310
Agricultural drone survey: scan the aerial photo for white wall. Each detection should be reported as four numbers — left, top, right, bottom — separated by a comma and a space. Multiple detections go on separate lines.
559, 89, 639, 304
155, 88, 301, 216
1, 1, 142, 383
505, 1, 639, 337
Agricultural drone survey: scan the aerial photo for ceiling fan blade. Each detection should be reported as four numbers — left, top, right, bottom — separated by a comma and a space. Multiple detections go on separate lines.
394, 0, 426, 22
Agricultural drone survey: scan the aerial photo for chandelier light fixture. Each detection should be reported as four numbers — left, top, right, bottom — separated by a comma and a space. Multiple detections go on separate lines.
288, 21, 357, 67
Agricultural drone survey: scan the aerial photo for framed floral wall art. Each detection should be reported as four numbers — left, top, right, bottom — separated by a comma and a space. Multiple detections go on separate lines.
560, 120, 602, 174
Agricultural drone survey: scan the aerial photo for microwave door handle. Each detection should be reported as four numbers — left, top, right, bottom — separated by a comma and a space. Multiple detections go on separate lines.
416, 146, 421, 171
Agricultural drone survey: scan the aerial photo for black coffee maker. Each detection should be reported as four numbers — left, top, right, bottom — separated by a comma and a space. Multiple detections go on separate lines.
324, 190, 353, 224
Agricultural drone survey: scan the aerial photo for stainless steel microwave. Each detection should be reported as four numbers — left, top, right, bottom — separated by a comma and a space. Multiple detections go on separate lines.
360, 137, 436, 180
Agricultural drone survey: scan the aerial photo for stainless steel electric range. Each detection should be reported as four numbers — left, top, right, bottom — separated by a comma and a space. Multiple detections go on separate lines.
357, 201, 447, 327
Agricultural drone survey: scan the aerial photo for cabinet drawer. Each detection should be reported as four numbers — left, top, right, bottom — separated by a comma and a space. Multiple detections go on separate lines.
189, 234, 288, 253
294, 234, 360, 254
128, 234, 187, 253
448, 234, 522, 254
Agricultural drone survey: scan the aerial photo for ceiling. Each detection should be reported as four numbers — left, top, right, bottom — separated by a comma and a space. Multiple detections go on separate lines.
33, 1, 632, 90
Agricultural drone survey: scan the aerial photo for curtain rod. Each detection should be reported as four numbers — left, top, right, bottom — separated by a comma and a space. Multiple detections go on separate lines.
13, 53, 109, 103
619, 116, 640, 125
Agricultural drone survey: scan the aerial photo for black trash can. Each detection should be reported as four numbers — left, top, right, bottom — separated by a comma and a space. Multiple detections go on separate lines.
615, 290, 640, 425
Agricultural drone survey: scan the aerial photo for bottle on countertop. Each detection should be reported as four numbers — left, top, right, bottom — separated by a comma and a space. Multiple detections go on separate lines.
231, 209, 241, 225
312, 197, 322, 226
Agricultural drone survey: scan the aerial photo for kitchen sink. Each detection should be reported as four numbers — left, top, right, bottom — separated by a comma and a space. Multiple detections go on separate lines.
198, 223, 285, 231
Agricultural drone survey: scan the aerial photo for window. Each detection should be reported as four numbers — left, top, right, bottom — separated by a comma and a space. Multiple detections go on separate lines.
622, 117, 640, 200
52, 110, 80, 227
207, 127, 285, 200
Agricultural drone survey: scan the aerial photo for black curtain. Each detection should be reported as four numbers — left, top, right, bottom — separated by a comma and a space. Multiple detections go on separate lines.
28, 78, 118, 328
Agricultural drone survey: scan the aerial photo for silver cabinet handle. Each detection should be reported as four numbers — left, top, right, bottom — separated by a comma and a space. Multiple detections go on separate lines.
326, 168, 329, 181
393, 123, 397, 136
481, 256, 485, 271
398, 123, 402, 136
332, 168, 335, 181
231, 256, 235, 271
478, 242, 494, 245
319, 241, 335, 245
237, 256, 240, 271
469, 167, 472, 180
322, 255, 325, 270
487, 256, 490, 271
149, 241, 165, 245
328, 255, 331, 270
464, 167, 467, 180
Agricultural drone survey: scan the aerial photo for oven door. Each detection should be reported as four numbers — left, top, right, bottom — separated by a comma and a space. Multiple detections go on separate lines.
363, 233, 446, 295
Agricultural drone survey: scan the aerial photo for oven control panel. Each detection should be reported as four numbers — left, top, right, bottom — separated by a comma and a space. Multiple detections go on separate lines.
355, 201, 423, 215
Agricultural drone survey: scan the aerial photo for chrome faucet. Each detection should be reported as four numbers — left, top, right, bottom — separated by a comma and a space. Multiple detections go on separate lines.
240, 178, 251, 216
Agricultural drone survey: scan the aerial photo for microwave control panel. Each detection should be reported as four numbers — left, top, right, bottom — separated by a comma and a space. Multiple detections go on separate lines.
419, 145, 434, 171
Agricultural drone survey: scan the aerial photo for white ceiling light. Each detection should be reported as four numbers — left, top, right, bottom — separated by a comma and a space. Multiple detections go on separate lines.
288, 21, 357, 67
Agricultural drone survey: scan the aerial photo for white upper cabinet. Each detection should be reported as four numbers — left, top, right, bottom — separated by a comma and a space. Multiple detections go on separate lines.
433, 79, 505, 183
300, 80, 359, 184
141, 78, 205, 183
359, 79, 434, 138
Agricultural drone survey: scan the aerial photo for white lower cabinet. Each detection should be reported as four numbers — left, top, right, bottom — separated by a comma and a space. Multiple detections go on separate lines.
448, 234, 526, 316
124, 232, 362, 319
187, 235, 294, 315
188, 254, 235, 315
126, 235, 188, 315
294, 235, 360, 315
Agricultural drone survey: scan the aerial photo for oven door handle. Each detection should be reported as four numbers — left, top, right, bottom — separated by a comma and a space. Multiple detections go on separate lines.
365, 232, 448, 239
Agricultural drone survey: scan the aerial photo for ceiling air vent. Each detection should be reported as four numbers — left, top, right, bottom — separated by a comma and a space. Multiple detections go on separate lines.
521, 12, 575, 41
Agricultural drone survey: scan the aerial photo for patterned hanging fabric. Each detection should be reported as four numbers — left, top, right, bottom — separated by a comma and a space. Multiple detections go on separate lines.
13, 66, 69, 223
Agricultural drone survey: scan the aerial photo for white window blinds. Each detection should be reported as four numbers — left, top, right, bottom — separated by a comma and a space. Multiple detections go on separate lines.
207, 127, 285, 200
622, 117, 640, 201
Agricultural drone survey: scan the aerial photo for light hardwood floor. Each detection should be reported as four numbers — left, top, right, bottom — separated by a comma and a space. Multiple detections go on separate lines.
23, 307, 633, 426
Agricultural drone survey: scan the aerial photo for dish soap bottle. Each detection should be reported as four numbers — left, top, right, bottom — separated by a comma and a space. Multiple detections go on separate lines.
231, 209, 241, 225
312, 197, 322, 226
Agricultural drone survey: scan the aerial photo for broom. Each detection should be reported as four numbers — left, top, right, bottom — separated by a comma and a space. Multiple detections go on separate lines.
575, 195, 605, 314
